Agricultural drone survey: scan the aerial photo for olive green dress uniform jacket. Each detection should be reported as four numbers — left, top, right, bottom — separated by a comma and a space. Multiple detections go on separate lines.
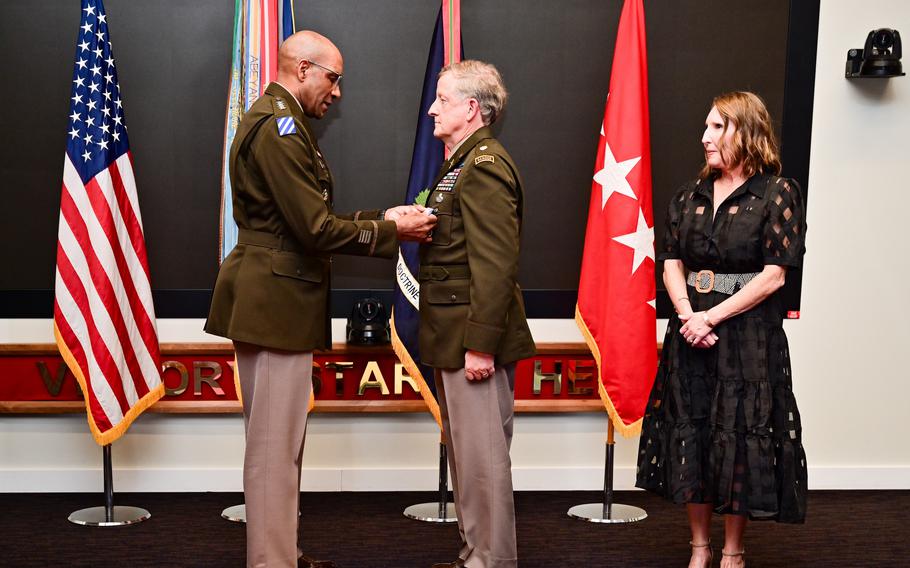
206, 83, 398, 352
418, 127, 535, 369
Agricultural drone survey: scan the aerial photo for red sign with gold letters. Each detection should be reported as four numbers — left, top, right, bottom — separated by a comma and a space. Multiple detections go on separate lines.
0, 344, 608, 414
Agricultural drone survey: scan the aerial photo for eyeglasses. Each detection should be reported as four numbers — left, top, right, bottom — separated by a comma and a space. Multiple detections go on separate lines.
304, 59, 343, 87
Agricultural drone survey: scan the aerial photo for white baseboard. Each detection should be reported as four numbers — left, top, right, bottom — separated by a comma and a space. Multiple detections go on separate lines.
2, 465, 908, 493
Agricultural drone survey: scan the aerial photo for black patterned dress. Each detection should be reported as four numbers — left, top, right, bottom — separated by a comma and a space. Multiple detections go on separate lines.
636, 174, 808, 523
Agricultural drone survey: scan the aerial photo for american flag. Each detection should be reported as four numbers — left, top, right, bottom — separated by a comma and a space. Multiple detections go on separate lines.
54, 0, 163, 446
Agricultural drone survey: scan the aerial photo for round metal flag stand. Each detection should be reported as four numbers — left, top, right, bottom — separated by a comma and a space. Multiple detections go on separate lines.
403, 439, 457, 523
221, 505, 301, 523
568, 421, 647, 524
68, 444, 151, 527
221, 504, 247, 523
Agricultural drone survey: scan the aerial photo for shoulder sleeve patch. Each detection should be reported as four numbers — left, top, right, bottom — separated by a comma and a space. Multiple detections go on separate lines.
474, 154, 495, 165
276, 116, 297, 137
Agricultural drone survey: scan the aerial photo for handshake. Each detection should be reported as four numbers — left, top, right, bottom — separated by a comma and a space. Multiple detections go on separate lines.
384, 204, 438, 243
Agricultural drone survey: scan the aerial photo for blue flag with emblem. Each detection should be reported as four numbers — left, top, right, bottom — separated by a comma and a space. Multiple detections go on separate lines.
391, 8, 462, 429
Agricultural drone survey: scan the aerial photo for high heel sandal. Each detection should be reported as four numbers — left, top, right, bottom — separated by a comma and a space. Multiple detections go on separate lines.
689, 540, 713, 568
721, 549, 745, 567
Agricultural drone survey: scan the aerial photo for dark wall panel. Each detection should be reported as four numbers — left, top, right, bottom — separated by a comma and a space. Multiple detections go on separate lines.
0, 0, 806, 317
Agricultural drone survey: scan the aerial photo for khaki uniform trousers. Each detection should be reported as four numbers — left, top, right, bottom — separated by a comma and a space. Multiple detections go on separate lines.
435, 364, 517, 568
235, 342, 312, 568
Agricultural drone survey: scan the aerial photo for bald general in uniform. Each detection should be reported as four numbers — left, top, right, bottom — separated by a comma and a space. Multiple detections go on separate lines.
205, 31, 435, 568
421, 61, 535, 568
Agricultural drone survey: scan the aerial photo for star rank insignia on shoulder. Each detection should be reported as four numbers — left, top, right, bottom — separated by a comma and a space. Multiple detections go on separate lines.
275, 98, 288, 111
276, 116, 297, 136
475, 154, 495, 165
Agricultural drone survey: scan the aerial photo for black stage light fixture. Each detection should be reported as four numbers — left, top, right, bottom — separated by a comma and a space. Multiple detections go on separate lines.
846, 28, 905, 78
346, 296, 391, 345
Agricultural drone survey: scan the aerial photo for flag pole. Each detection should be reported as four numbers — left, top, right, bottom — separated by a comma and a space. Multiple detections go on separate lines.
68, 444, 151, 526
404, 430, 457, 523
219, 0, 297, 524
400, 0, 459, 525
567, 419, 647, 523
222, 351, 247, 522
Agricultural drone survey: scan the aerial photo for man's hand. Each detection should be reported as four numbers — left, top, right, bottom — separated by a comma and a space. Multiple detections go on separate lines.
465, 350, 495, 381
384, 205, 430, 221
394, 210, 436, 242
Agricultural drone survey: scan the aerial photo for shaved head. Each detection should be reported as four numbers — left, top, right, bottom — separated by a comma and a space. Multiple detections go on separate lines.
278, 30, 340, 76
277, 31, 344, 118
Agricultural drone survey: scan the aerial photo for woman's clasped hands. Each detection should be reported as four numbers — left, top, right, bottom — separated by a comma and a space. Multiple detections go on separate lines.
679, 311, 718, 348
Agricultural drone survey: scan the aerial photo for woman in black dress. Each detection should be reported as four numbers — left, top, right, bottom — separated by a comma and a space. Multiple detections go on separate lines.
636, 91, 808, 568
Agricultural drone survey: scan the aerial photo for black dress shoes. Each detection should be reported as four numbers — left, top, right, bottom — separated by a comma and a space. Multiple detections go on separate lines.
298, 553, 336, 567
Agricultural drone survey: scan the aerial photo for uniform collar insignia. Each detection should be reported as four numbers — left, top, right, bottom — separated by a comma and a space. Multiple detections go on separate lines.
447, 126, 494, 169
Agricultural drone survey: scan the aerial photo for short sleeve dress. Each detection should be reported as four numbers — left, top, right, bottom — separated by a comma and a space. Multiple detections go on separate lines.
635, 173, 808, 523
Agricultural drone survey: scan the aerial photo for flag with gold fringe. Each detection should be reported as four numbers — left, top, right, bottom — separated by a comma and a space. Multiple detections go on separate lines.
576, 0, 657, 437
54, 0, 163, 445
391, 0, 462, 428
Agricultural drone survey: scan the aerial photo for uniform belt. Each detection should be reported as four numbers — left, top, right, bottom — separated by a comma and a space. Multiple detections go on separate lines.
687, 270, 760, 295
418, 264, 471, 281
237, 229, 301, 253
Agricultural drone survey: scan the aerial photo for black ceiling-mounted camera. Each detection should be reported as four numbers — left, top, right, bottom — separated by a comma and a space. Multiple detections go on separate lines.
346, 297, 390, 345
846, 28, 905, 78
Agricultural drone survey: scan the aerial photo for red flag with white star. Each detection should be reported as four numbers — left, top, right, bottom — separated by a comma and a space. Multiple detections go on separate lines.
576, 0, 656, 437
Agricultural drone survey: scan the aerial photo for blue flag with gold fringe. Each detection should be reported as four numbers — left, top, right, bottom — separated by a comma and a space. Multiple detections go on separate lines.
391, 6, 462, 428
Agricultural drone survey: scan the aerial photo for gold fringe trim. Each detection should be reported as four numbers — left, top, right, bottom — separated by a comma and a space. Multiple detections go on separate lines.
390, 311, 442, 429
574, 305, 642, 438
54, 322, 165, 446
233, 354, 242, 405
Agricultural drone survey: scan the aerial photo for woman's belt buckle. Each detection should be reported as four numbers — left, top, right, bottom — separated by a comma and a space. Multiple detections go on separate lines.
694, 270, 715, 294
